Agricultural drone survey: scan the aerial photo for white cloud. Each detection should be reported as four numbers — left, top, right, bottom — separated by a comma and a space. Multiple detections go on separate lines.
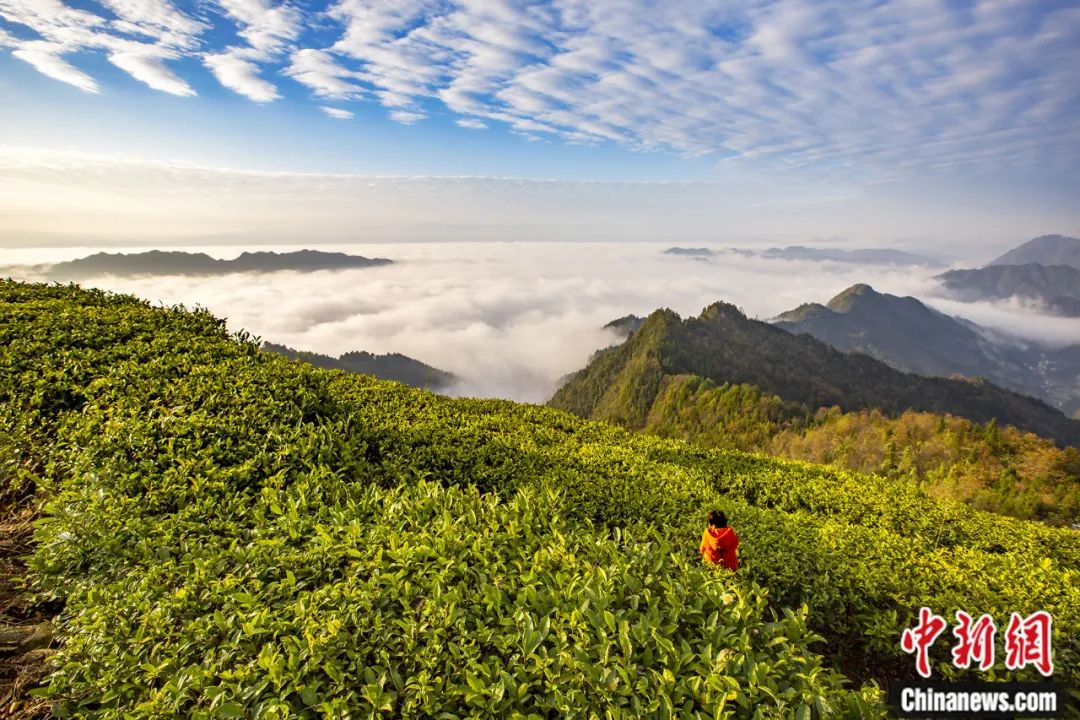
921, 295, 1080, 349
285, 48, 365, 98
320, 106, 354, 119
0, 0, 203, 94
0, 0, 107, 39
212, 0, 302, 54
389, 109, 425, 124
100, 0, 207, 49
108, 47, 196, 97
202, 0, 304, 100
11, 43, 99, 93
204, 49, 280, 102
456, 118, 487, 129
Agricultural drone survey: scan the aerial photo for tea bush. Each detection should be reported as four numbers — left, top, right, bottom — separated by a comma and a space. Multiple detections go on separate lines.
44, 480, 875, 718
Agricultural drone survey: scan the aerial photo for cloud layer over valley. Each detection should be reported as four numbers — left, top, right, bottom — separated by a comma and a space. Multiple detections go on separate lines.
5, 241, 1077, 403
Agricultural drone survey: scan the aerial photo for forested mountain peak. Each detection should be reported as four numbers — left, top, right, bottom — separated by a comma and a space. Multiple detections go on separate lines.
771, 302, 832, 323
553, 299, 1080, 447
696, 300, 754, 325
602, 314, 645, 338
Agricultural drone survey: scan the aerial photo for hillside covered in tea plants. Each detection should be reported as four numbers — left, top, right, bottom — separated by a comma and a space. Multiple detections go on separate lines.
1, 281, 1078, 718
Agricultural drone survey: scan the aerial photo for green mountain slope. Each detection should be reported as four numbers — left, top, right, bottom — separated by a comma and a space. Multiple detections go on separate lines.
2, 281, 1078, 717
989, 234, 1080, 268
936, 263, 1080, 316
262, 342, 456, 390
638, 375, 1080, 525
552, 301, 1080, 448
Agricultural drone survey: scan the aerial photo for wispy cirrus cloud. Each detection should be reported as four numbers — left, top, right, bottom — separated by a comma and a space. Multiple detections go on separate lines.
320, 105, 353, 119
11, 42, 100, 93
107, 45, 195, 96
203, 50, 280, 102
98, 0, 207, 49
1, 0, 1079, 173
202, 0, 303, 101
456, 118, 487, 130
284, 47, 365, 99
1, 0, 202, 96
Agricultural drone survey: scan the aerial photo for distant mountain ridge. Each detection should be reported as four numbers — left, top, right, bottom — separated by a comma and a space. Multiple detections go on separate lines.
46, 249, 393, 278
935, 263, 1080, 317
989, 234, 1080, 268
663, 247, 714, 257
262, 342, 455, 390
760, 246, 942, 266
662, 245, 940, 265
551, 301, 1080, 448
927, 235, 1080, 316
773, 284, 1080, 418
772, 284, 1019, 378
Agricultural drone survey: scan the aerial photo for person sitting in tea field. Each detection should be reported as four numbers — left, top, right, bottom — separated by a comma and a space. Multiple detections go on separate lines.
700, 510, 739, 570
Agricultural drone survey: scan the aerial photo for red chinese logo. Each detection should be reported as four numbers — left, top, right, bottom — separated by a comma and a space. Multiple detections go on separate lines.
901, 608, 1053, 677
1004, 610, 1053, 676
901, 607, 948, 678
952, 611, 996, 671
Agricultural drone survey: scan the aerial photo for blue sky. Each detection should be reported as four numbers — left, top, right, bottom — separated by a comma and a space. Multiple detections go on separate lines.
0, 48, 712, 180
1, 0, 1079, 248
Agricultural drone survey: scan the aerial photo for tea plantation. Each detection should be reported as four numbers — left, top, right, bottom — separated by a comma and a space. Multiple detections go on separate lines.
1, 281, 1076, 718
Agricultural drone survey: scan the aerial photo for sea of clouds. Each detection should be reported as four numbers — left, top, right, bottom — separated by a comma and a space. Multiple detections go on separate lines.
3, 242, 1077, 403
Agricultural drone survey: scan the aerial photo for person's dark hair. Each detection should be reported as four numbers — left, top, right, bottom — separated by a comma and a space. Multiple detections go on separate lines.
707, 510, 727, 528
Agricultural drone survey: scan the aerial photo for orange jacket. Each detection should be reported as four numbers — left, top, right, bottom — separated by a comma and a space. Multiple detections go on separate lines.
700, 526, 739, 570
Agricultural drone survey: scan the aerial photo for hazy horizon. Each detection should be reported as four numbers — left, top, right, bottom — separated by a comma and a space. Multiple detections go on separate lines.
1, 147, 1077, 254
